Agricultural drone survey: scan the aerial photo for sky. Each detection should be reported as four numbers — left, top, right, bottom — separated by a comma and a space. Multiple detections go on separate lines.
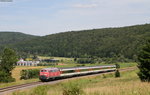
0, 0, 150, 36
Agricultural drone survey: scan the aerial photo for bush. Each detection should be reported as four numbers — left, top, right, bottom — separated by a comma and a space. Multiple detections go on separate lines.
62, 82, 84, 95
115, 64, 120, 69
31, 85, 48, 95
115, 70, 120, 78
20, 69, 40, 80
0, 71, 15, 83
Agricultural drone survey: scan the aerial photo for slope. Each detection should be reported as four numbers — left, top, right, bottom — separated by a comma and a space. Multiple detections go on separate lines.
12, 24, 150, 59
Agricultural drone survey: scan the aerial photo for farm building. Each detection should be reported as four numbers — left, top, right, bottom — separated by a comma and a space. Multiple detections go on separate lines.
17, 58, 40, 66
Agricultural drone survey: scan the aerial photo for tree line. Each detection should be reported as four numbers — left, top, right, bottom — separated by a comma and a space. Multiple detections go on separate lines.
11, 24, 150, 61
0, 24, 150, 61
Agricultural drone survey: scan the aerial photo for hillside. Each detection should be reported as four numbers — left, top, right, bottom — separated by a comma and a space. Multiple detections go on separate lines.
11, 24, 150, 59
0, 32, 38, 51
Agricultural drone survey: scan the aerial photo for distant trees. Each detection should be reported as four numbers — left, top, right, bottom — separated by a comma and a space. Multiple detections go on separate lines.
0, 48, 18, 83
15, 24, 149, 60
77, 58, 95, 64
138, 40, 150, 82
0, 24, 150, 61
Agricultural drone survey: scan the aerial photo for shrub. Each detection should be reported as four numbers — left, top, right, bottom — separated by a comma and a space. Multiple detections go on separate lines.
62, 82, 84, 95
31, 85, 48, 95
102, 74, 106, 78
0, 71, 15, 83
20, 69, 40, 80
115, 63, 120, 69
115, 70, 120, 78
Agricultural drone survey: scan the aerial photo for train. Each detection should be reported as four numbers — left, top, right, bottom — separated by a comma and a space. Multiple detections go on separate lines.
39, 65, 116, 82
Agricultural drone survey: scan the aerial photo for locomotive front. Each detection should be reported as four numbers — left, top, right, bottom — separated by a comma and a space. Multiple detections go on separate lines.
39, 68, 61, 82
39, 68, 50, 81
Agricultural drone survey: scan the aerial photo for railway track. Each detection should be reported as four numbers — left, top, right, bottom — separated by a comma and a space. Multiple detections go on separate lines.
0, 82, 42, 93
0, 66, 137, 94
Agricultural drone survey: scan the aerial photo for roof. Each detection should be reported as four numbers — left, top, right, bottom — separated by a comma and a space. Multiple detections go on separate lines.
59, 65, 116, 71
41, 67, 59, 71
40, 65, 116, 71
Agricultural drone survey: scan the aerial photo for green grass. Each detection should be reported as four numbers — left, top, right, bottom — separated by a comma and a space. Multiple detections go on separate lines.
10, 68, 150, 95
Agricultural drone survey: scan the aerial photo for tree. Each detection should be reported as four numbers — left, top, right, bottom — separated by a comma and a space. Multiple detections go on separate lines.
0, 48, 18, 82
138, 40, 150, 82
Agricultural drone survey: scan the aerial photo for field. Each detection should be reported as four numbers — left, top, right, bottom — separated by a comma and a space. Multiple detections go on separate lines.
10, 69, 150, 95
0, 66, 45, 88
0, 62, 137, 89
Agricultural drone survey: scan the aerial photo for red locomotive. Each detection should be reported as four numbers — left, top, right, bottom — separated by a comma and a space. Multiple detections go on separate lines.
39, 65, 116, 82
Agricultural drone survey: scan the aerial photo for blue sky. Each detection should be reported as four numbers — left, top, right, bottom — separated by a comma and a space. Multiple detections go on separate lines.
0, 0, 150, 36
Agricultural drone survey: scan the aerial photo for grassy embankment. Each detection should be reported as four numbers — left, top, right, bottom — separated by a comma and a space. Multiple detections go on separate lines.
0, 62, 137, 88
0, 66, 44, 88
11, 69, 150, 95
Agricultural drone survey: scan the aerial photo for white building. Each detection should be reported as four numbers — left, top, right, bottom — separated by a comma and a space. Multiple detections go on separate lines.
17, 59, 40, 66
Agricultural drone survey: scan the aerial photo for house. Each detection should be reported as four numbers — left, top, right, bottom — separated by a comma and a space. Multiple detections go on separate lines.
17, 58, 40, 66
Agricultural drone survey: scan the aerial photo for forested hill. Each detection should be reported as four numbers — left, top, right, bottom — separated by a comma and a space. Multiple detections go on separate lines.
0, 32, 38, 50
11, 24, 150, 59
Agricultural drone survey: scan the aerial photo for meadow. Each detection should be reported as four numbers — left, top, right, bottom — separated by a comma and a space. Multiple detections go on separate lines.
0, 66, 44, 88
0, 62, 137, 88
10, 69, 150, 95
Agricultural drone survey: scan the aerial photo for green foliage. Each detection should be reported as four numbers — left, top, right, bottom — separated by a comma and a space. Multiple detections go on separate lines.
138, 40, 150, 82
14, 24, 150, 60
77, 58, 95, 64
0, 48, 18, 83
62, 82, 84, 95
31, 85, 49, 95
102, 74, 107, 78
0, 24, 150, 61
115, 64, 120, 69
20, 69, 40, 80
115, 70, 120, 78
0, 48, 18, 74
0, 32, 37, 45
37, 63, 56, 66
0, 71, 15, 83
0, 32, 37, 53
